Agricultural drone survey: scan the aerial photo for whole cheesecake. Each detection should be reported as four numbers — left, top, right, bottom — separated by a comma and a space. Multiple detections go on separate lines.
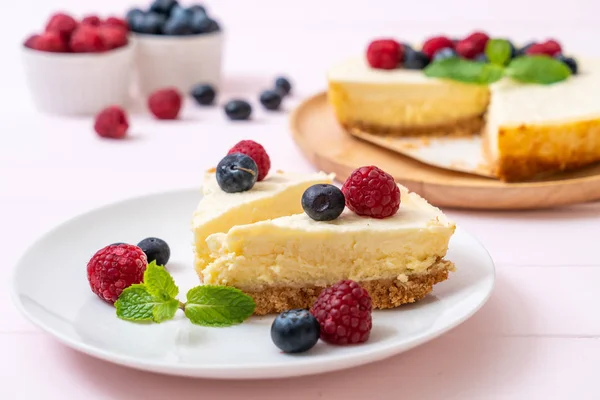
327, 35, 600, 182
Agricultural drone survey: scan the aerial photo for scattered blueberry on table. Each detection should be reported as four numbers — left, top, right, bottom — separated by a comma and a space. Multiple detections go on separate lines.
224, 100, 252, 121
259, 90, 282, 111
274, 77, 292, 96
191, 83, 217, 105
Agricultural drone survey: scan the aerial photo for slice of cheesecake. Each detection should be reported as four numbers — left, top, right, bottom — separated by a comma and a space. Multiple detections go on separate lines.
192, 170, 334, 276
202, 185, 456, 315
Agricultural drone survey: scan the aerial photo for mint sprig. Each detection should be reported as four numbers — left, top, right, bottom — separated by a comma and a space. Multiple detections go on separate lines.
184, 286, 257, 327
114, 261, 256, 326
424, 53, 572, 85
485, 39, 512, 66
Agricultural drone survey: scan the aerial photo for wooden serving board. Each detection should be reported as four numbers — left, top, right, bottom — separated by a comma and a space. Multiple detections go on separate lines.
290, 92, 600, 210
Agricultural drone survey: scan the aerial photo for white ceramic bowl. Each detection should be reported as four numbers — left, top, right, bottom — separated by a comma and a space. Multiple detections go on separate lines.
133, 32, 224, 97
22, 43, 135, 116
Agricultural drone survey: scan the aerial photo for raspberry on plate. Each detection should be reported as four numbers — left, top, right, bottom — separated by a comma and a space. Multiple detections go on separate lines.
36, 31, 69, 53
148, 88, 182, 120
98, 25, 128, 50
94, 106, 129, 139
366, 39, 403, 69
87, 244, 148, 304
310, 280, 372, 345
421, 36, 454, 59
227, 140, 271, 181
341, 166, 401, 218
70, 25, 107, 53
45, 12, 78, 39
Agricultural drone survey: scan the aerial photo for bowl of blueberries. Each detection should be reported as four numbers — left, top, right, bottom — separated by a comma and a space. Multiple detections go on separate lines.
127, 0, 223, 96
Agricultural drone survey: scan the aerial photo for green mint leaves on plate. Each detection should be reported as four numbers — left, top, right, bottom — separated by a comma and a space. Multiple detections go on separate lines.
424, 39, 572, 85
114, 261, 256, 326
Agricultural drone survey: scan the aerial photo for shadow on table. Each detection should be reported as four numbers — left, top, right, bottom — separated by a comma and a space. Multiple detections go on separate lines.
60, 273, 533, 400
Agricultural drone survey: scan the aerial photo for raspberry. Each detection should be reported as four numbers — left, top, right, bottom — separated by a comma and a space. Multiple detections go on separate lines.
464, 31, 490, 53
227, 140, 271, 181
455, 39, 479, 59
542, 39, 562, 56
148, 88, 182, 120
98, 25, 128, 50
94, 106, 129, 139
104, 17, 129, 31
310, 280, 372, 345
23, 34, 41, 50
70, 25, 107, 53
87, 244, 147, 304
36, 31, 69, 53
421, 36, 454, 59
366, 39, 402, 70
341, 166, 400, 218
46, 13, 78, 39
82, 15, 101, 27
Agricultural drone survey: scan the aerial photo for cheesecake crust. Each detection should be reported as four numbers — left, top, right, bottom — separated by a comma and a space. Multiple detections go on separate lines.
342, 115, 484, 137
245, 259, 454, 315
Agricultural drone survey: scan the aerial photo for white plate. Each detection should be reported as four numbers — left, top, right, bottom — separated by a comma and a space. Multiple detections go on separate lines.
11, 188, 495, 379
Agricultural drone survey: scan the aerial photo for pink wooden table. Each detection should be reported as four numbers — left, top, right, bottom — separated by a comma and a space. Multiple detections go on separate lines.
3, 1, 600, 398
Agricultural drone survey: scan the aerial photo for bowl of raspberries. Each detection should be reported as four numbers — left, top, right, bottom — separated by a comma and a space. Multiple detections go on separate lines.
22, 12, 134, 116
126, 0, 223, 96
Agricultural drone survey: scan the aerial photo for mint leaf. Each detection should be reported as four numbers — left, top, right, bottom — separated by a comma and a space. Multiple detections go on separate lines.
152, 298, 180, 323
424, 57, 505, 84
115, 284, 155, 322
485, 39, 512, 66
184, 286, 256, 327
143, 261, 178, 301
506, 55, 571, 84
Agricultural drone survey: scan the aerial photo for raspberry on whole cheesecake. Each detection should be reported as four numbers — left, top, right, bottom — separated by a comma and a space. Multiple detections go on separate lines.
542, 39, 562, 56
464, 31, 490, 54
94, 106, 129, 139
87, 244, 148, 304
422, 36, 454, 59
36, 31, 69, 53
148, 88, 182, 120
227, 140, 271, 181
455, 39, 479, 60
45, 12, 78, 40
341, 166, 401, 218
70, 25, 107, 53
310, 280, 372, 345
366, 39, 403, 69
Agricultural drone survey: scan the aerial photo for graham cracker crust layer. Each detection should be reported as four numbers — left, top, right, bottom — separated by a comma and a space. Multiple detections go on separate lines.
342, 115, 484, 137
245, 259, 454, 315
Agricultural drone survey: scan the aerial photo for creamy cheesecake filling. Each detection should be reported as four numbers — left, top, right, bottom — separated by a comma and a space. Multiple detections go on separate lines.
202, 188, 455, 290
192, 171, 334, 274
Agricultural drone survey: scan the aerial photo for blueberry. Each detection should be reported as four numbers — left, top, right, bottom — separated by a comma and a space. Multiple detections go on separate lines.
126, 8, 144, 26
137, 237, 171, 266
190, 14, 220, 34
506, 40, 517, 59
191, 84, 216, 105
259, 90, 282, 111
433, 47, 458, 62
188, 4, 206, 16
274, 77, 292, 96
149, 0, 178, 16
163, 14, 193, 35
216, 153, 258, 193
516, 42, 535, 57
403, 49, 430, 70
555, 54, 578, 74
474, 53, 488, 63
135, 12, 165, 34
224, 100, 252, 121
169, 5, 192, 20
271, 309, 320, 353
301, 184, 345, 221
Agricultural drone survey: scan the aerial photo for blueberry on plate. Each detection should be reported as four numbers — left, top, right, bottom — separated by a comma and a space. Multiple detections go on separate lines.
190, 14, 220, 34
224, 100, 252, 121
274, 77, 292, 96
216, 153, 258, 193
259, 90, 282, 111
191, 83, 216, 105
555, 54, 578, 74
150, 0, 178, 16
271, 309, 320, 353
433, 47, 458, 62
301, 184, 345, 221
137, 237, 171, 266
403, 49, 430, 69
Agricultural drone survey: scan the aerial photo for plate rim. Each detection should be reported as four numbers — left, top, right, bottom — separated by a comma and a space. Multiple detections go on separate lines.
10, 187, 496, 379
